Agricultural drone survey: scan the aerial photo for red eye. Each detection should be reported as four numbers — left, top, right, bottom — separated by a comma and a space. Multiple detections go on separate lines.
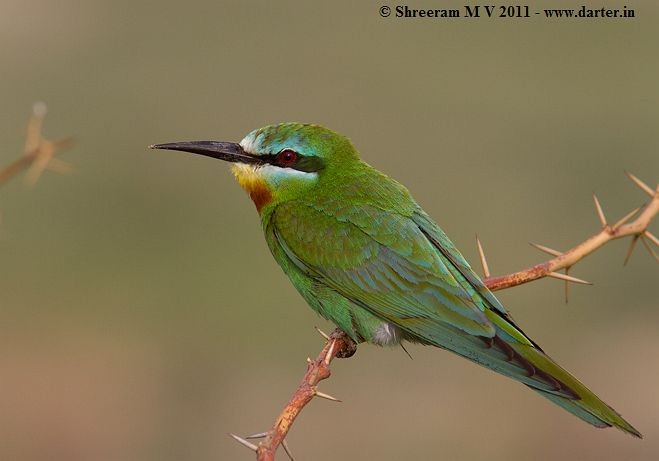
277, 149, 298, 167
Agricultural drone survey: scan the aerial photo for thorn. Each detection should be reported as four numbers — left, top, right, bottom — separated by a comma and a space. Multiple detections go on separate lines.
229, 433, 258, 452
640, 236, 659, 263
282, 439, 296, 461
593, 194, 607, 228
612, 207, 641, 230
314, 326, 330, 340
51, 136, 75, 151
32, 101, 47, 117
306, 357, 313, 364
400, 342, 413, 360
314, 389, 341, 402
624, 235, 639, 266
476, 235, 490, 278
324, 339, 336, 365
547, 271, 592, 285
529, 242, 562, 257
25, 103, 46, 154
45, 157, 74, 174
625, 171, 655, 198
645, 231, 659, 247
245, 431, 269, 439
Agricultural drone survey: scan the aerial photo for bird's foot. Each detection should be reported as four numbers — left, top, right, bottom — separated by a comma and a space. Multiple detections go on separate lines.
313, 327, 358, 359
330, 329, 357, 358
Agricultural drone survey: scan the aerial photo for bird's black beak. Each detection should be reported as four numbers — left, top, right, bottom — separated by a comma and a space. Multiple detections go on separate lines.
149, 141, 263, 165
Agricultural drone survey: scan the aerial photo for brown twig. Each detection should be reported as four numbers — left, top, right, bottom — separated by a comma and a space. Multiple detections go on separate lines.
0, 103, 74, 189
231, 329, 356, 460
481, 173, 658, 292
232, 174, 657, 459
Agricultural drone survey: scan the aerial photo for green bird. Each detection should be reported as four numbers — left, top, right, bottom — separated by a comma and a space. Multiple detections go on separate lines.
151, 123, 641, 437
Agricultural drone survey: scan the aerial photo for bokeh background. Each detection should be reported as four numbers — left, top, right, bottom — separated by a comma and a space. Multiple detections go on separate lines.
1, 1, 658, 460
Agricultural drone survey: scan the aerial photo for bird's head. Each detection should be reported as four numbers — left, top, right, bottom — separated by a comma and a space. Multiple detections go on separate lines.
151, 123, 358, 212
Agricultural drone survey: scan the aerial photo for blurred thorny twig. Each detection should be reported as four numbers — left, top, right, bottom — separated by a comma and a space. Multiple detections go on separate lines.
0, 103, 74, 189
231, 173, 657, 460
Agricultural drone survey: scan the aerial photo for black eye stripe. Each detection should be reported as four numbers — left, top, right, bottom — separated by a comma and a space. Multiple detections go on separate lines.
262, 150, 325, 173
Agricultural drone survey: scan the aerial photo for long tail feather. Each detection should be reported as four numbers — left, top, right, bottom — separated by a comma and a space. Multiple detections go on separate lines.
408, 318, 642, 437
512, 342, 643, 438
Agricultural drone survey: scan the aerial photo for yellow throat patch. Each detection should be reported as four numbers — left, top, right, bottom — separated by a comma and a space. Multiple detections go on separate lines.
231, 164, 273, 212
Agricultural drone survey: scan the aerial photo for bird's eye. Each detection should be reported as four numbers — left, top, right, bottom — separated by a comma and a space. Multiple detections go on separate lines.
276, 149, 298, 167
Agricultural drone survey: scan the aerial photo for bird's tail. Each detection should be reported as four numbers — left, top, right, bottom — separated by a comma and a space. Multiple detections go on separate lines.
418, 318, 642, 437
478, 308, 642, 438
516, 343, 642, 438
408, 310, 641, 437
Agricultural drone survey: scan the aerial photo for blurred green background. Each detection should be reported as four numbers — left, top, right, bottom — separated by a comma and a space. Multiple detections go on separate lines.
1, 1, 658, 460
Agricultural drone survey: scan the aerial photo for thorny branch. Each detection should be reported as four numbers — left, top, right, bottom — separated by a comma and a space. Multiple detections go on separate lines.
231, 329, 356, 461
480, 173, 658, 293
232, 174, 657, 460
0, 103, 74, 189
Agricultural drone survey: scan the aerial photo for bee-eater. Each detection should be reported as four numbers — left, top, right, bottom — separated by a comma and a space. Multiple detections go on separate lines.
151, 123, 641, 437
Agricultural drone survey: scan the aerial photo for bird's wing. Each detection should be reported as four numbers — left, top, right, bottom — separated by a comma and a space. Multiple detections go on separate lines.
271, 200, 496, 337
271, 200, 581, 397
412, 209, 506, 312
410, 209, 537, 344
